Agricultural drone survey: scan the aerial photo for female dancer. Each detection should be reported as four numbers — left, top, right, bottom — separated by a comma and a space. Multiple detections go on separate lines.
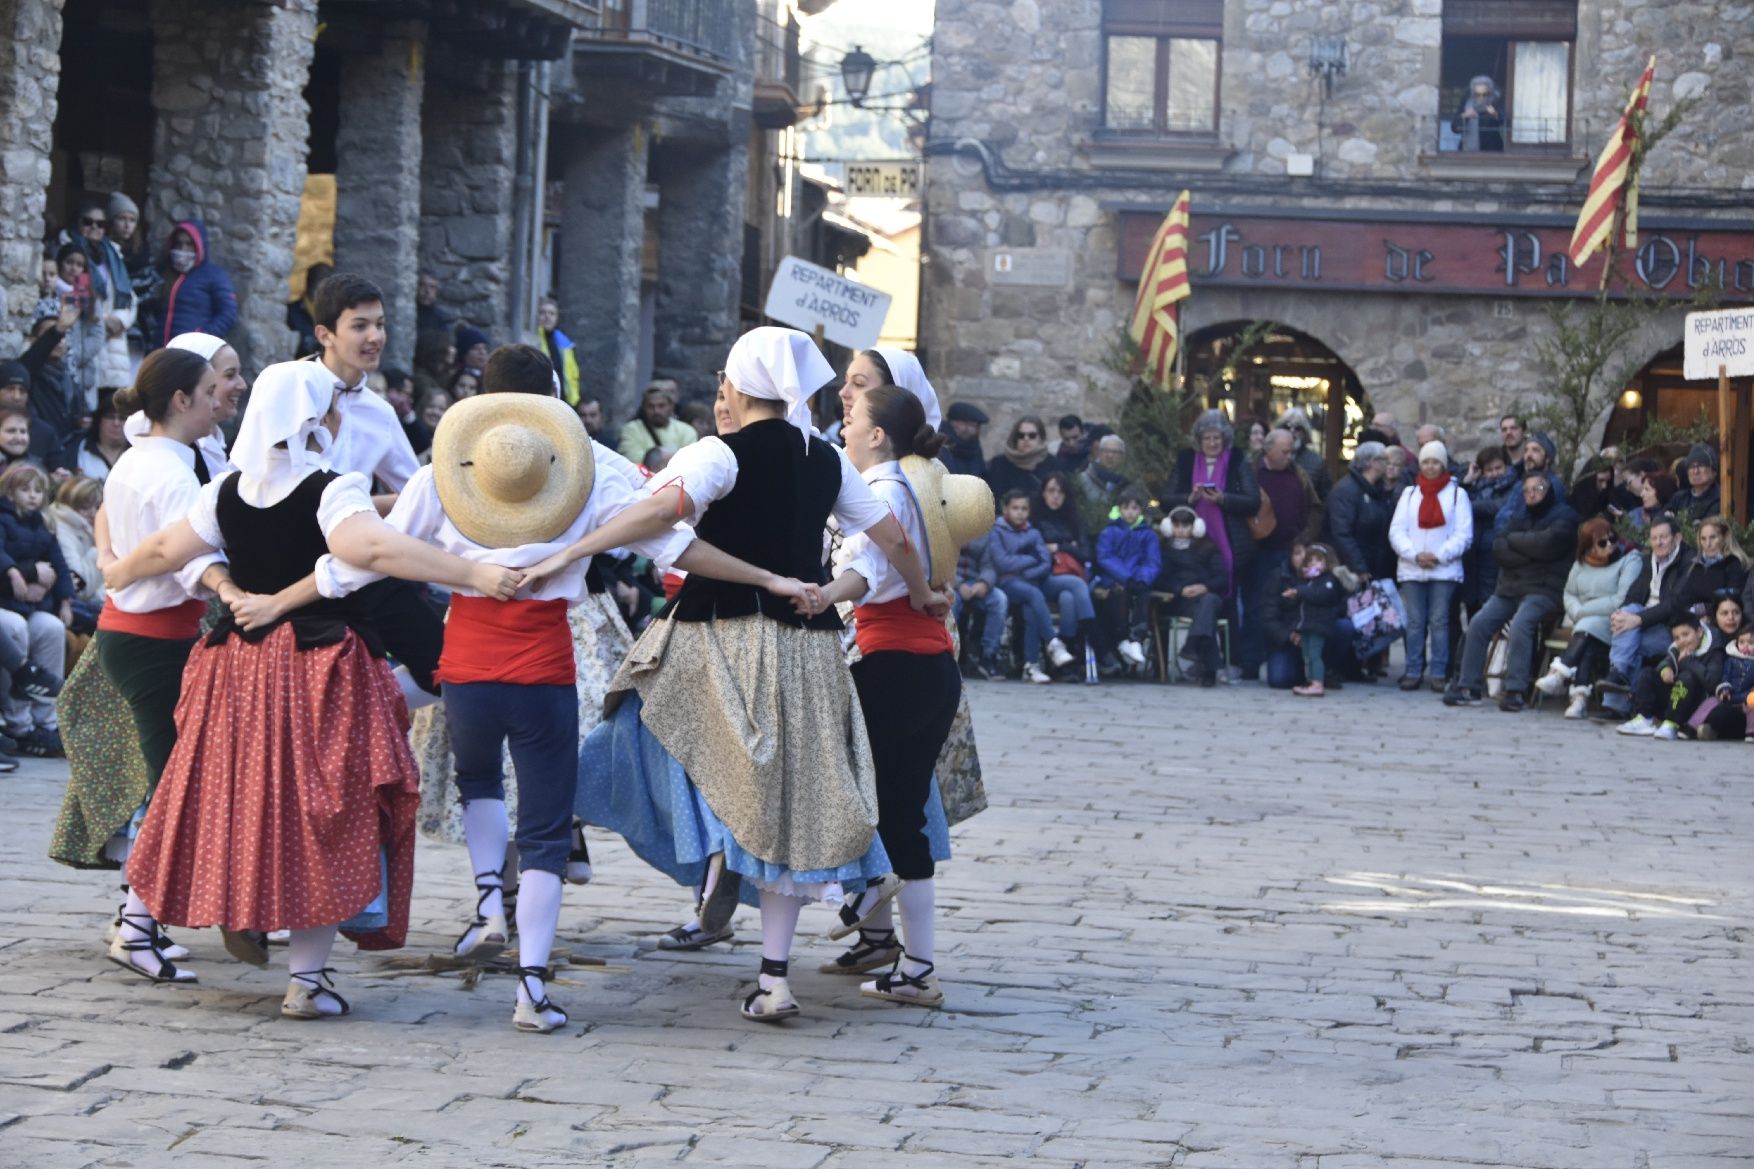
320, 343, 799, 1031
72, 348, 241, 982
51, 333, 252, 964
531, 327, 939, 1021
816, 385, 962, 1005
103, 360, 522, 1019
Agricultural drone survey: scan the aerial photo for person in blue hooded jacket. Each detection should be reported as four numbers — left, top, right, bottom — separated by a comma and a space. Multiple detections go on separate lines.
155, 221, 237, 348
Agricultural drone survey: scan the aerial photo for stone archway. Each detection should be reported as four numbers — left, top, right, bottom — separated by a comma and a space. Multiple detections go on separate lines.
1184, 319, 1374, 477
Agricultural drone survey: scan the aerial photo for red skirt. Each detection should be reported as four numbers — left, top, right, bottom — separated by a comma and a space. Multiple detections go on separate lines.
126, 623, 420, 950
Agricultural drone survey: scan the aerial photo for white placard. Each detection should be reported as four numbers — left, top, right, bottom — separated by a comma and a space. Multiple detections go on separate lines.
763, 255, 892, 351
1684, 307, 1754, 380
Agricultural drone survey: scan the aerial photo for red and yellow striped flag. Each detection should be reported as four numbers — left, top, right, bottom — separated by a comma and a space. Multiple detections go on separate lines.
1128, 189, 1192, 390
1569, 55, 1656, 267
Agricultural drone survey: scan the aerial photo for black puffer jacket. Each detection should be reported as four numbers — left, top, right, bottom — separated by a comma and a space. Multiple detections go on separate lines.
1291, 570, 1346, 635
1491, 497, 1579, 602
1322, 469, 1393, 580
1155, 538, 1226, 597
1167, 448, 1259, 565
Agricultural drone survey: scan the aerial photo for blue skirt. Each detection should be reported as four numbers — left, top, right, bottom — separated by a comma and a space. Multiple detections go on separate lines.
579, 696, 929, 905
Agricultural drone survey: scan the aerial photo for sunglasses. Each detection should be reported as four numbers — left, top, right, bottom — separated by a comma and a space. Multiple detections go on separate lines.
80, 217, 105, 228
1594, 537, 1614, 548
1017, 430, 1041, 440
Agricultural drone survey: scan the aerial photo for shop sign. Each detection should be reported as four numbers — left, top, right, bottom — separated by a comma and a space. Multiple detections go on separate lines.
1684, 307, 1754, 380
1117, 208, 1754, 300
764, 256, 892, 350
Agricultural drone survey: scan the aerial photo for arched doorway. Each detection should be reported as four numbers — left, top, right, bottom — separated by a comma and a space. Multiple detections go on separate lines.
1604, 341, 1754, 515
1184, 320, 1373, 477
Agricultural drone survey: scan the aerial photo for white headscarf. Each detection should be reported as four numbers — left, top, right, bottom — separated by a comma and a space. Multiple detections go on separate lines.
231, 360, 338, 482
724, 326, 835, 441
124, 333, 230, 446
872, 347, 941, 431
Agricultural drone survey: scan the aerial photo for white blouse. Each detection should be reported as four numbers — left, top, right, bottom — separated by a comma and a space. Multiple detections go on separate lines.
326, 375, 420, 492
835, 459, 924, 606
317, 440, 693, 602
123, 412, 234, 479
650, 434, 890, 536
103, 437, 225, 613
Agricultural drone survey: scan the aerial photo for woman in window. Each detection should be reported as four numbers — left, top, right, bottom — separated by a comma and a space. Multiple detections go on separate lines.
1452, 75, 1505, 152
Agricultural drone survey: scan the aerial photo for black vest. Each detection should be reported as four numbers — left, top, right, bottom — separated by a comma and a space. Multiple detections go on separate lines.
669, 418, 844, 630
207, 470, 378, 653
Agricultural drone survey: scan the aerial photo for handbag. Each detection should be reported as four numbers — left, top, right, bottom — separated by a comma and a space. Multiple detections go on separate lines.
1051, 550, 1089, 580
1348, 579, 1407, 660
1247, 489, 1277, 541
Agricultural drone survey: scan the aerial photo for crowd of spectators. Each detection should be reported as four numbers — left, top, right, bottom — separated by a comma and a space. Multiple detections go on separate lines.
934, 399, 1754, 741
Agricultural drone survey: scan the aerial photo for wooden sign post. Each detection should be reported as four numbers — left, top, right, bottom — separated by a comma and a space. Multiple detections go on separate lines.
1684, 308, 1754, 524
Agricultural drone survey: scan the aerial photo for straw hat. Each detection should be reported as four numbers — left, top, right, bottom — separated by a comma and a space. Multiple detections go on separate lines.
432, 394, 595, 548
899, 455, 996, 587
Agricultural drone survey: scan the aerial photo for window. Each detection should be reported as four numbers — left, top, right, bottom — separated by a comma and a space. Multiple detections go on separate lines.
1102, 0, 1222, 136
1438, 0, 1577, 153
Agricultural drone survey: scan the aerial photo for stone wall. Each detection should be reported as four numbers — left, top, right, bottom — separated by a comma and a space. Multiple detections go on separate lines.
922, 0, 1754, 455
419, 49, 518, 346
146, 0, 316, 370
555, 121, 648, 420
333, 19, 428, 371
0, 0, 62, 348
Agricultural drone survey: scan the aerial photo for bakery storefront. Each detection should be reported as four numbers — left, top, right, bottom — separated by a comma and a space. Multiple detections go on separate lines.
1115, 204, 1754, 463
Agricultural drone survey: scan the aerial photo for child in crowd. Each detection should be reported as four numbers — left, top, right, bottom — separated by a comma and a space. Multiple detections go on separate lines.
989, 489, 1070, 684
1697, 624, 1754, 742
1620, 615, 1715, 740
50, 243, 104, 411
952, 530, 1008, 679
1155, 506, 1226, 686
46, 475, 104, 633
1287, 542, 1345, 698
0, 461, 72, 754
1094, 487, 1159, 670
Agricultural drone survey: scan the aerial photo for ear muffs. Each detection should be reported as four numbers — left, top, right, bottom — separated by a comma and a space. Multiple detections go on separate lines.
1158, 514, 1207, 540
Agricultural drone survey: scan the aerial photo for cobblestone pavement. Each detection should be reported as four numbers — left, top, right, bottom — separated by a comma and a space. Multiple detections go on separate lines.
1, 680, 1750, 1168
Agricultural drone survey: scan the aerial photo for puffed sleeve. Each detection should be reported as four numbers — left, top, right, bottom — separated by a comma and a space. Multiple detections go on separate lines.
648, 437, 737, 523
316, 469, 438, 598
831, 448, 891, 537
173, 474, 229, 596
184, 475, 229, 550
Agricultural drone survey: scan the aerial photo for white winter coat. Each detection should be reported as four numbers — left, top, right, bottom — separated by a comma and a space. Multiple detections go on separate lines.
1389, 479, 1473, 583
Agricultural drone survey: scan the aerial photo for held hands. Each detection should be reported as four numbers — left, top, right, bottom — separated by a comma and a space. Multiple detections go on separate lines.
1415, 552, 1438, 569
911, 586, 953, 619
1609, 610, 1638, 636
1183, 584, 1207, 599
517, 549, 576, 594
226, 589, 283, 632
18, 583, 47, 605
470, 563, 526, 601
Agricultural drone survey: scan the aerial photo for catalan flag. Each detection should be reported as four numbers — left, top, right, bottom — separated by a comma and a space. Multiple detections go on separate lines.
1569, 55, 1656, 267
1129, 190, 1192, 390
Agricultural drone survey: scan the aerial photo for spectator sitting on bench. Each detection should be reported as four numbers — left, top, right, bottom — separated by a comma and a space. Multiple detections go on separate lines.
952, 529, 1008, 680
1093, 487, 1159, 671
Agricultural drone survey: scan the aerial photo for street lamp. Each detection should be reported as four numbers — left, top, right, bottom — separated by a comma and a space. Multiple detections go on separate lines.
841, 45, 877, 107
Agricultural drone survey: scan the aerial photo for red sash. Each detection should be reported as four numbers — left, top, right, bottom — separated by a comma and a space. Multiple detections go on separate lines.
853, 597, 953, 657
436, 596, 574, 686
97, 597, 207, 640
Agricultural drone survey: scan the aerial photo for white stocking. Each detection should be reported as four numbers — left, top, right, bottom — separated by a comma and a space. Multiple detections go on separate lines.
895, 879, 936, 974
863, 895, 895, 935
460, 798, 508, 920
514, 870, 566, 1029
757, 890, 806, 988
287, 924, 343, 1016
394, 666, 443, 711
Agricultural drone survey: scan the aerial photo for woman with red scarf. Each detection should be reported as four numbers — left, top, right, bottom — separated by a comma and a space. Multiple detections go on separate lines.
1388, 440, 1473, 690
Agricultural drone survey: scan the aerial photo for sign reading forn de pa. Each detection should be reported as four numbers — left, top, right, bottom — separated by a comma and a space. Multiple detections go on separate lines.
1684, 307, 1754, 380
764, 256, 892, 351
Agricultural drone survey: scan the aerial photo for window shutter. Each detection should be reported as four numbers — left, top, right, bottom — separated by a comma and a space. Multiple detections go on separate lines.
1442, 0, 1577, 39
1103, 0, 1224, 39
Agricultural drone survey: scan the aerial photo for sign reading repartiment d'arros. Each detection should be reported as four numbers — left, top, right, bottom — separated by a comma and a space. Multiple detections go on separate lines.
764, 255, 892, 351
1684, 307, 1754, 381
1117, 207, 1754, 301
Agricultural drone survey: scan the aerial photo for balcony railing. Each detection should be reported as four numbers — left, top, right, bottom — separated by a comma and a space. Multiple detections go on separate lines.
1424, 113, 1595, 156
582, 0, 736, 64
757, 9, 802, 94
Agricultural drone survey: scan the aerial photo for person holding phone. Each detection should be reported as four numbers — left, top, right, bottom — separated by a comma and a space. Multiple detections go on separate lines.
1167, 410, 1262, 677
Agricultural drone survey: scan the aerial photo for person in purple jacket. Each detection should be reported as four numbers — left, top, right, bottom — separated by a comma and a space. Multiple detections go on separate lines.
989, 489, 1069, 684
1094, 487, 1160, 670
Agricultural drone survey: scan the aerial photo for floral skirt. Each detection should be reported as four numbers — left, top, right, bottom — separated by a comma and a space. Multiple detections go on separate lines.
412, 593, 632, 843
48, 646, 151, 869
126, 624, 419, 949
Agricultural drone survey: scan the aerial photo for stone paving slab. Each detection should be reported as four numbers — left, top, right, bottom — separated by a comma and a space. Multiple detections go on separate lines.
0, 680, 1749, 1167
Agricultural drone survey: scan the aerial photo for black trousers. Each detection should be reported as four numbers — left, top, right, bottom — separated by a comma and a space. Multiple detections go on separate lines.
94, 630, 196, 792
851, 650, 961, 881
354, 578, 446, 693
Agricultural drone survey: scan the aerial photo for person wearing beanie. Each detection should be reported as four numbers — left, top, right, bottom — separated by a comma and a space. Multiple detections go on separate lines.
454, 326, 492, 376
1666, 444, 1721, 521
1388, 440, 1472, 691
939, 401, 989, 478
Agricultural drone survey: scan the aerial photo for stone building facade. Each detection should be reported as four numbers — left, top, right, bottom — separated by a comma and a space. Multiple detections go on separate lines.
0, 0, 822, 419
923, 0, 1754, 465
